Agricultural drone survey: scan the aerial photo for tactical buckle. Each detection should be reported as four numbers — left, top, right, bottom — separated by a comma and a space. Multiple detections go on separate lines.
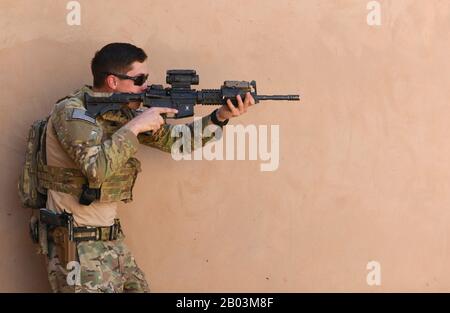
97, 227, 111, 241
79, 184, 101, 206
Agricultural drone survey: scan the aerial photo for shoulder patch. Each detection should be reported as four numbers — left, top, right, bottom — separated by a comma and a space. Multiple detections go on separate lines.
70, 108, 96, 124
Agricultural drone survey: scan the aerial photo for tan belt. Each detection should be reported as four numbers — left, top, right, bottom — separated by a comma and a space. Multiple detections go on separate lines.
47, 219, 123, 242
72, 219, 123, 242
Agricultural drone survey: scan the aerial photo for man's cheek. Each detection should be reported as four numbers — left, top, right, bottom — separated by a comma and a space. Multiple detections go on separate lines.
128, 86, 141, 93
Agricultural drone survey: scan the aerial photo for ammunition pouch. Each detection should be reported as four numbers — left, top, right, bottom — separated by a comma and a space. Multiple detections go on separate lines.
29, 214, 39, 244
29, 210, 49, 256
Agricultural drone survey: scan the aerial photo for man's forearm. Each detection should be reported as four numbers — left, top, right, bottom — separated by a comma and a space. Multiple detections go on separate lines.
136, 111, 227, 152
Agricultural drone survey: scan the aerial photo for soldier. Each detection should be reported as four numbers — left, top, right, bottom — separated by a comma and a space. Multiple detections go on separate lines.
42, 43, 254, 292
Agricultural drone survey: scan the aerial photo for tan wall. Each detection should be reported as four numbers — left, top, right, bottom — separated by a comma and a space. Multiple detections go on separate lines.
1, 0, 450, 292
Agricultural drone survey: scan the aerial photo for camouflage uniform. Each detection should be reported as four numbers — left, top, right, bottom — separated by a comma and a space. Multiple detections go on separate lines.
47, 234, 149, 293
44, 86, 223, 292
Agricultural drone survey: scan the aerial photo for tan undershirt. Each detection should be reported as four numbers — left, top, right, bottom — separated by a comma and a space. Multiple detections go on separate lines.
45, 116, 117, 227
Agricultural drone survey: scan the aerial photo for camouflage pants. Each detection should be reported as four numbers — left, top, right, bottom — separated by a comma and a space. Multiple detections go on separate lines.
46, 235, 150, 293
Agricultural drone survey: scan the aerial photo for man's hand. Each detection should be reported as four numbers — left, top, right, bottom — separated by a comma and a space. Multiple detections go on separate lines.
216, 92, 255, 122
125, 107, 178, 135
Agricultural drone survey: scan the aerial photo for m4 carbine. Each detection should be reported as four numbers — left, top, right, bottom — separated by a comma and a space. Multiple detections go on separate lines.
84, 69, 300, 119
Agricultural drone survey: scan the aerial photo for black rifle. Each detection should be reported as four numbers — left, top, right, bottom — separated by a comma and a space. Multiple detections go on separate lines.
84, 69, 300, 119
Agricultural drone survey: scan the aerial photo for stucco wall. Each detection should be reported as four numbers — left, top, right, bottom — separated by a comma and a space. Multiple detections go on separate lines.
1, 0, 450, 292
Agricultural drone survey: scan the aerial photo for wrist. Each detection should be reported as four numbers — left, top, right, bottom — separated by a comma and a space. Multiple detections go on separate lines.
124, 123, 140, 136
211, 109, 229, 127
216, 108, 227, 122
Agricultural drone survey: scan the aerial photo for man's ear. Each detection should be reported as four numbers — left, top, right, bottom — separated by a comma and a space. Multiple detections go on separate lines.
105, 75, 118, 90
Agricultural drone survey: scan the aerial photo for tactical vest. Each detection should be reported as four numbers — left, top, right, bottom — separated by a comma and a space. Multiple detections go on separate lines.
18, 87, 141, 209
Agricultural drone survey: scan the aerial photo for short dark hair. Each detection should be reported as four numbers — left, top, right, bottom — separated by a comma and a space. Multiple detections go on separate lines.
91, 43, 147, 88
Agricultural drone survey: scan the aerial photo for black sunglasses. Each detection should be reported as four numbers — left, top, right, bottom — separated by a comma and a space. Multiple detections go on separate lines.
105, 72, 149, 86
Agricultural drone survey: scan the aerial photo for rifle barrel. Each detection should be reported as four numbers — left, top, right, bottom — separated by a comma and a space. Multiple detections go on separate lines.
256, 95, 300, 101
